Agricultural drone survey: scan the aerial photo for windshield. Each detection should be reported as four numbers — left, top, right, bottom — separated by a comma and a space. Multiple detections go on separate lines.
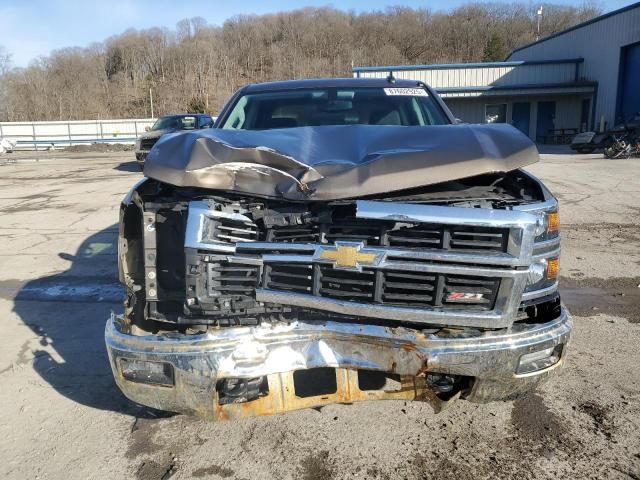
220, 87, 449, 130
151, 116, 198, 131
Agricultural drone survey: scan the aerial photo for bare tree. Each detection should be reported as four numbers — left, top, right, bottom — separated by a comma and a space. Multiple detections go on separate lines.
1, 4, 602, 121
0, 46, 13, 121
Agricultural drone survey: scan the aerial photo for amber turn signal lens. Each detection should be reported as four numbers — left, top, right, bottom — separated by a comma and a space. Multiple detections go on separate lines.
547, 211, 560, 234
546, 257, 559, 280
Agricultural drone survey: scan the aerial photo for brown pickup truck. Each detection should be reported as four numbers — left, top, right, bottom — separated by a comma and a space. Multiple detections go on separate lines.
106, 77, 570, 420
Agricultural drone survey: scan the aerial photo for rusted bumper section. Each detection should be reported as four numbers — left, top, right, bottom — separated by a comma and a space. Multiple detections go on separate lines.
105, 308, 571, 420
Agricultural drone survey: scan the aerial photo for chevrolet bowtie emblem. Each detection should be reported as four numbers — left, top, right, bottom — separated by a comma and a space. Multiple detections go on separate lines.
315, 242, 382, 271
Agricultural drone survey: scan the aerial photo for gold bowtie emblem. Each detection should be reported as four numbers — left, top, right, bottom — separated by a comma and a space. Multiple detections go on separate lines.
318, 243, 379, 270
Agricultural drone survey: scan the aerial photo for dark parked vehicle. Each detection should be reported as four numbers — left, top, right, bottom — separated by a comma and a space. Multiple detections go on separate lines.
135, 113, 214, 166
107, 78, 569, 421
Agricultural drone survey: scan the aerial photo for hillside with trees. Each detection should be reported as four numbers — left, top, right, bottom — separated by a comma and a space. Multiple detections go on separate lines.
0, 3, 600, 121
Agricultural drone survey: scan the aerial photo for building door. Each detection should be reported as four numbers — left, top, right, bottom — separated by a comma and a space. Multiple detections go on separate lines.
617, 41, 640, 123
580, 99, 591, 132
536, 101, 556, 143
512, 102, 530, 137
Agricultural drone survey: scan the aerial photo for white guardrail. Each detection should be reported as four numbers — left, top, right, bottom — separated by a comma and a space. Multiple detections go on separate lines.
0, 118, 157, 150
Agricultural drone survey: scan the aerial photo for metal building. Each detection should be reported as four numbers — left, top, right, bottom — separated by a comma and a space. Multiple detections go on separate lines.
353, 2, 640, 143
508, 2, 640, 131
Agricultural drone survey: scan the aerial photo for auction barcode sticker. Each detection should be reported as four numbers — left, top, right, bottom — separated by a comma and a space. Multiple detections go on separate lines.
383, 88, 428, 96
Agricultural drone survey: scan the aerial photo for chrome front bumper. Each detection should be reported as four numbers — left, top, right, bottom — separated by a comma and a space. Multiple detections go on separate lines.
105, 307, 572, 420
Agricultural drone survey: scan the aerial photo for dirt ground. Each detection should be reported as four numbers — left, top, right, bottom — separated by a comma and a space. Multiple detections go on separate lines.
0, 149, 639, 480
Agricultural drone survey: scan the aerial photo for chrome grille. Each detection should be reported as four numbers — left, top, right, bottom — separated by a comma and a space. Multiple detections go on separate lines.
264, 222, 508, 252
264, 263, 498, 311
140, 138, 158, 150
187, 199, 539, 328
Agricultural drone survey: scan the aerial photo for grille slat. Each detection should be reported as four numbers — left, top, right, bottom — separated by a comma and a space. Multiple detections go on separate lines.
382, 292, 434, 302
326, 223, 382, 246
265, 263, 314, 293
269, 226, 320, 243
207, 216, 258, 244
384, 281, 435, 291
217, 225, 258, 235
319, 288, 373, 298
450, 239, 504, 248
270, 271, 313, 281
385, 272, 437, 281
268, 281, 312, 292
322, 276, 374, 286
217, 275, 259, 283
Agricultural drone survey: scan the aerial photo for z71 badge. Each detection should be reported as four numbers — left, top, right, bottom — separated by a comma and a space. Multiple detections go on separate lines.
446, 292, 485, 302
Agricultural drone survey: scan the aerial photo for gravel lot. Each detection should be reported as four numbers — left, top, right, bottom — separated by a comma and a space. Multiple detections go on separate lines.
0, 149, 639, 480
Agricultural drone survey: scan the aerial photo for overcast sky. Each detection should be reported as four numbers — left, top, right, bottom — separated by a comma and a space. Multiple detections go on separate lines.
0, 0, 631, 67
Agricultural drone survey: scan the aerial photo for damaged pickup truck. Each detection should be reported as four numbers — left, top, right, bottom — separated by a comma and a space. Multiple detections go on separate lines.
105, 78, 571, 420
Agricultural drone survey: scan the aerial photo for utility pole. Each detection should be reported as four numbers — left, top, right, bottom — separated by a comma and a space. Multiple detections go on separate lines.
149, 88, 154, 118
536, 6, 543, 41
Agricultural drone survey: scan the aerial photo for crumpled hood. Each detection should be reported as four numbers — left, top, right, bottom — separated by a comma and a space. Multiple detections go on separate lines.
144, 124, 538, 200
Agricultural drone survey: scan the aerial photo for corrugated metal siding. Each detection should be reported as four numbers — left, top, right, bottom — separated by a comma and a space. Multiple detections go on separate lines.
438, 85, 594, 98
358, 63, 577, 88
508, 5, 640, 125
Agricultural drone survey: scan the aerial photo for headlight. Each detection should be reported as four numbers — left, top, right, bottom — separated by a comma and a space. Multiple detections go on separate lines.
534, 208, 560, 241
525, 256, 559, 292
516, 198, 561, 295
547, 211, 560, 235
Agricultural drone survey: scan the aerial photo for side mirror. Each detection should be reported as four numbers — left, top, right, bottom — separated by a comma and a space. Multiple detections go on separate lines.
145, 126, 151, 132
58, 252, 75, 262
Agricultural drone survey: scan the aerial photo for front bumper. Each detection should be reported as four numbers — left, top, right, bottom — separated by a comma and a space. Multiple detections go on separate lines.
105, 308, 571, 420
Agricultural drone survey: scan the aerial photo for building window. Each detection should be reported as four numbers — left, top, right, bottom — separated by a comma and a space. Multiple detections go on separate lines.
485, 104, 507, 124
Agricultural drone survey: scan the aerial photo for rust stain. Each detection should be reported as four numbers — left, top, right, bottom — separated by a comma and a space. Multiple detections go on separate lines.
400, 342, 416, 352
211, 368, 443, 421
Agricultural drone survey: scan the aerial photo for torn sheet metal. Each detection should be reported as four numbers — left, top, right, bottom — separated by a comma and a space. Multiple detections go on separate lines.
144, 124, 538, 201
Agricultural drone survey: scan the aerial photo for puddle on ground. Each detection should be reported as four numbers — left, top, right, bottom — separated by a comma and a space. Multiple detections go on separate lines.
560, 276, 640, 321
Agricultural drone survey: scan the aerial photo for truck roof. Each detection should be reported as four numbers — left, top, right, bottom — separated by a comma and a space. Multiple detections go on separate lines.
159, 113, 211, 118
242, 77, 427, 93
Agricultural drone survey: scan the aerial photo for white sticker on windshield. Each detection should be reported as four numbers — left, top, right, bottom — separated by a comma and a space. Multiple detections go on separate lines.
383, 88, 428, 96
